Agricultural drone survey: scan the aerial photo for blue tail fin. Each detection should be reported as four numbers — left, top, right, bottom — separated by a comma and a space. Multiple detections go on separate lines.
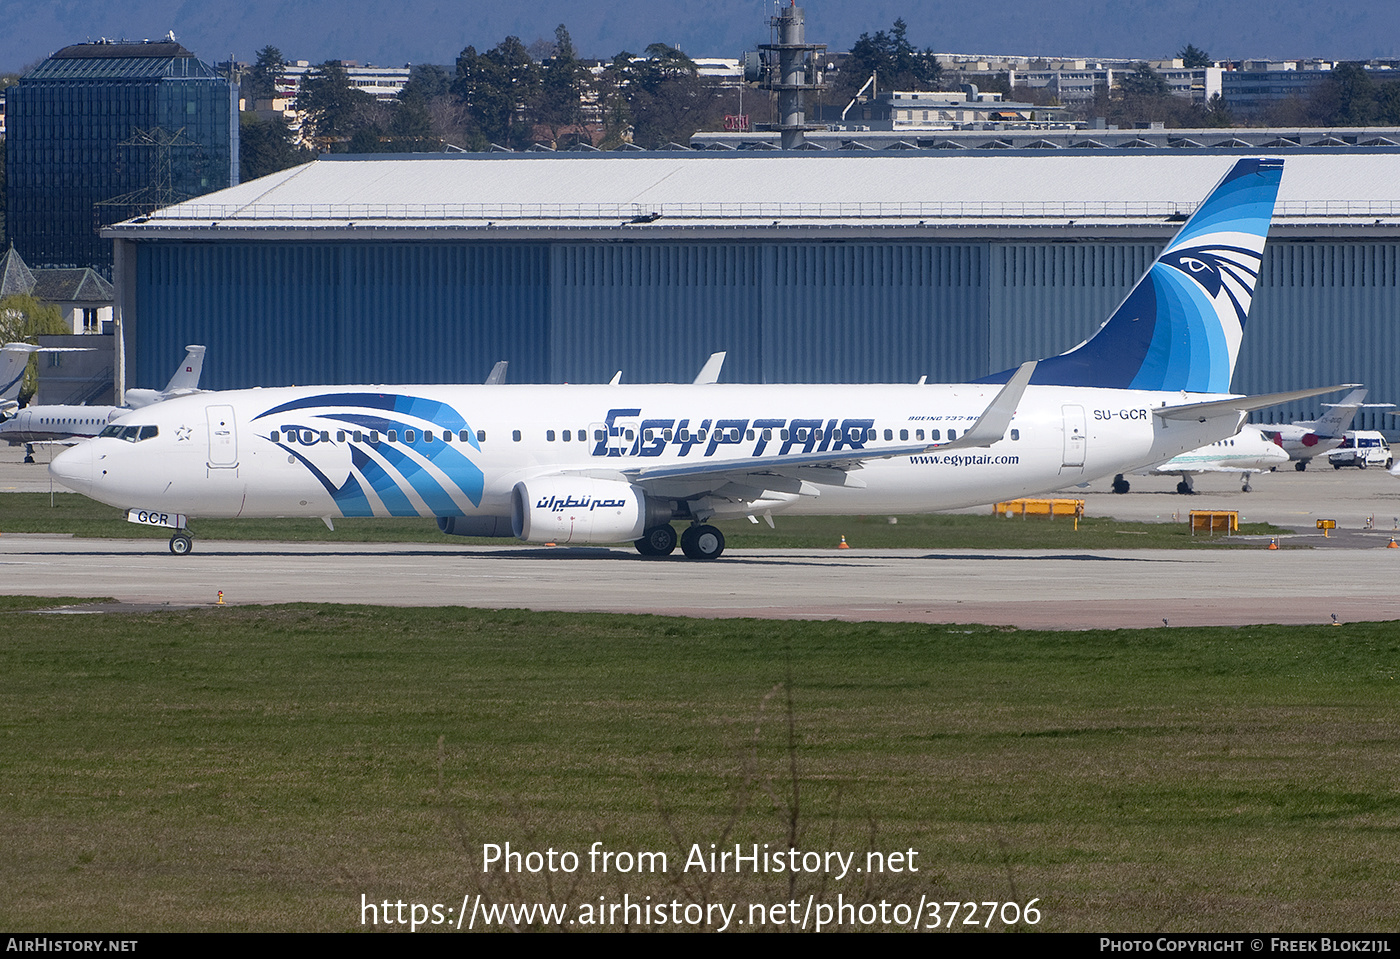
981, 157, 1283, 392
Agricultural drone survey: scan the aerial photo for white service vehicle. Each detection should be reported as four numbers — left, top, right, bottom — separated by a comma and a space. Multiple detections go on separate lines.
1328, 430, 1392, 469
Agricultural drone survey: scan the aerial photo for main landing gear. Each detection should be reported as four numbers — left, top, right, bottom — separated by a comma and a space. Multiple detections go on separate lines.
680, 524, 725, 560
634, 524, 678, 556
635, 523, 725, 560
169, 530, 194, 555
1111, 473, 1131, 494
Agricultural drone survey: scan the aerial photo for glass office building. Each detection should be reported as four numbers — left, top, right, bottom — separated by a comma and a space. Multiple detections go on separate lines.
5, 39, 237, 276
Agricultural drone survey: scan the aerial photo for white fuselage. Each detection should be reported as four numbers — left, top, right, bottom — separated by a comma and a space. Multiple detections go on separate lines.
50, 382, 1248, 527
1263, 422, 1346, 462
1136, 426, 1289, 476
1, 405, 126, 444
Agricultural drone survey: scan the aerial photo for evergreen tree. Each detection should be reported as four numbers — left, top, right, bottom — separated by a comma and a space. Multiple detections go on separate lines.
239, 112, 308, 179
452, 38, 539, 149
835, 18, 941, 103
298, 60, 375, 148
535, 24, 588, 146
248, 46, 285, 103
1177, 44, 1212, 68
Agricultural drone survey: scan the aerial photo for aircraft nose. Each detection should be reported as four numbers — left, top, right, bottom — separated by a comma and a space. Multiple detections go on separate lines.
49, 442, 95, 495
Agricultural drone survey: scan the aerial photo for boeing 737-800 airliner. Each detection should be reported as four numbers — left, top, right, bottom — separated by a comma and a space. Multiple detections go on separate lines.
50, 158, 1341, 558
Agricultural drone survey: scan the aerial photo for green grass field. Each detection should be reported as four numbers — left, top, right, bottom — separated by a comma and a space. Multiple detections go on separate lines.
0, 492, 1288, 550
1, 603, 1395, 932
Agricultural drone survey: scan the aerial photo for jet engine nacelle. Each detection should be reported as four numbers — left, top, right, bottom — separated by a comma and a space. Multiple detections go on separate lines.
511, 477, 659, 544
437, 515, 516, 537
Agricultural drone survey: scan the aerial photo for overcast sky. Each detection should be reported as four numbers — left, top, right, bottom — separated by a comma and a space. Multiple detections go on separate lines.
2, 0, 1398, 73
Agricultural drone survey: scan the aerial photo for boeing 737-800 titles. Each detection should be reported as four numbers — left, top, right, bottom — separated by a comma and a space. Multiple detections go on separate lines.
51, 158, 1342, 558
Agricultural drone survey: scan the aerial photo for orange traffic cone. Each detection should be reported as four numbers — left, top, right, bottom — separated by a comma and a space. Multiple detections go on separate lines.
838, 535, 850, 549
1389, 537, 1398, 549
1268, 538, 1278, 550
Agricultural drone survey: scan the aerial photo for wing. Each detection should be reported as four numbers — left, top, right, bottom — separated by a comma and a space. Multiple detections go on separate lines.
612, 361, 1035, 509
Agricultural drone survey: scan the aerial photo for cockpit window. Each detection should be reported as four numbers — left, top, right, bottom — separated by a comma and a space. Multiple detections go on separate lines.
100, 424, 159, 442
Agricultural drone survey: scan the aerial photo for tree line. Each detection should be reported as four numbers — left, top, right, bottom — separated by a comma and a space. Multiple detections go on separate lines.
238, 25, 777, 179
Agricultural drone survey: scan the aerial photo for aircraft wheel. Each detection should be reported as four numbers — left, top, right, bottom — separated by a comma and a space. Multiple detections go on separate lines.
1334, 462, 1342, 470
1296, 460, 1307, 472
635, 524, 677, 557
1176, 480, 1194, 495
169, 532, 194, 555
1111, 474, 1130, 494
1359, 460, 1368, 469
681, 524, 725, 560
1242, 483, 1252, 493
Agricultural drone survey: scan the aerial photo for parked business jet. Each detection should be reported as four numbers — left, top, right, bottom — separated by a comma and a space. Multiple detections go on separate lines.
1112, 426, 1289, 494
50, 158, 1344, 558
1259, 388, 1387, 470
1, 345, 206, 451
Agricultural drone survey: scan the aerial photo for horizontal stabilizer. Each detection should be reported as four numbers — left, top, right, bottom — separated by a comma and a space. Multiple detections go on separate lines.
1155, 385, 1356, 421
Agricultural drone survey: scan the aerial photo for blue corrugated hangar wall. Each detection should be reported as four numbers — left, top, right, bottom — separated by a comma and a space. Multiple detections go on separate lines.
127, 236, 1400, 432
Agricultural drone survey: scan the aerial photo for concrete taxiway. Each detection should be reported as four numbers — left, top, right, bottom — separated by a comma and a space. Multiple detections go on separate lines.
2, 537, 1398, 630
4, 443, 1400, 628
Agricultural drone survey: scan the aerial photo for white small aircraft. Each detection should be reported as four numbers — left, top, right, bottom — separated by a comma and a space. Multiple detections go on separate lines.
1112, 426, 1289, 494
1, 345, 206, 452
1259, 388, 1387, 470
50, 158, 1345, 557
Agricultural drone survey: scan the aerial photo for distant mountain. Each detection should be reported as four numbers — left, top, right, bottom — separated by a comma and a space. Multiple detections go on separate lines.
2, 0, 1396, 74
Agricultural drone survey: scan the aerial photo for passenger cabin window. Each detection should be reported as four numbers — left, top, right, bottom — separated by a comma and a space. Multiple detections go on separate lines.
387, 430, 398, 442
513, 430, 522, 442
547, 430, 556, 441
1010, 429, 1020, 441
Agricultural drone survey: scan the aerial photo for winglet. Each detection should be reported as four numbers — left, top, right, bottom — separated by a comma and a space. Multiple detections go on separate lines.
692, 352, 726, 385
933, 360, 1036, 451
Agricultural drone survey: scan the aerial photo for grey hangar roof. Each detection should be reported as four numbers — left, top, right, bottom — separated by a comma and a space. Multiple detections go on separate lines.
106, 151, 1400, 242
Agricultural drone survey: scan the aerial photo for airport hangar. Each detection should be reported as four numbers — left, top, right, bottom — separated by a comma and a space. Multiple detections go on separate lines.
104, 149, 1400, 431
